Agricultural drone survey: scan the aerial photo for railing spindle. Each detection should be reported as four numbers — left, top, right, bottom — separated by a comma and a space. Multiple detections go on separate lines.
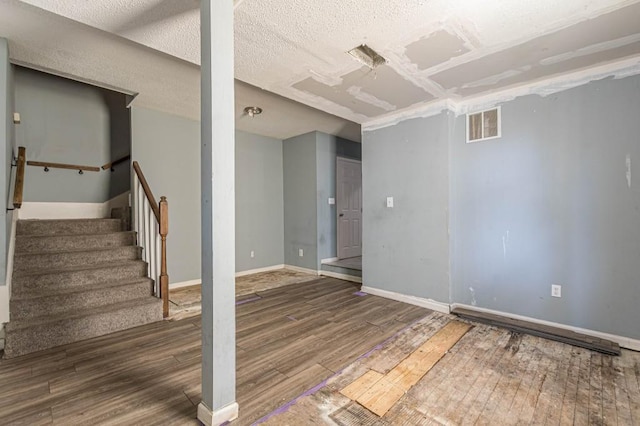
159, 197, 169, 318
132, 161, 169, 318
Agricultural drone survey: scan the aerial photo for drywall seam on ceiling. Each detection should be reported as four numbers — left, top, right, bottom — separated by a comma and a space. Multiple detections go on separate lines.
346, 86, 396, 112
288, 86, 371, 123
462, 66, 532, 89
382, 50, 448, 98
362, 99, 455, 132
362, 55, 640, 131
419, 0, 640, 78
540, 33, 640, 66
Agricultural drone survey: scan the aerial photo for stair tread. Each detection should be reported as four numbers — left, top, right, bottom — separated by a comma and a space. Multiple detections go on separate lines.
16, 230, 135, 239
12, 259, 147, 278
14, 245, 139, 258
18, 218, 121, 223
12, 277, 153, 300
6, 297, 161, 331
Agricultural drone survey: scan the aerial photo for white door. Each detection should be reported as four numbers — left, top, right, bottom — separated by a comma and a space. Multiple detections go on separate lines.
336, 157, 362, 259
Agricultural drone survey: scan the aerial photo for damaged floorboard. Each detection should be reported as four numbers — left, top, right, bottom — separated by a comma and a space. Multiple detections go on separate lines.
452, 307, 621, 355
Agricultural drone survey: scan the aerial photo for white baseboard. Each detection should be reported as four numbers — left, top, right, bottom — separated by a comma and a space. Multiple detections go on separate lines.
321, 257, 339, 264
361, 286, 450, 314
320, 270, 362, 283
235, 264, 285, 277
197, 401, 238, 426
19, 192, 130, 219
451, 303, 640, 352
284, 264, 320, 275
169, 279, 201, 290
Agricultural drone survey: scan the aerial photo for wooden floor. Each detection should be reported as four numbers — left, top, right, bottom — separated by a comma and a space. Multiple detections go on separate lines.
0, 278, 428, 425
168, 269, 320, 319
2, 277, 639, 425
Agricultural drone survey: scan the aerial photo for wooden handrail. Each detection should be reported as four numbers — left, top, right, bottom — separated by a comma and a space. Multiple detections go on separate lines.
27, 160, 100, 173
101, 154, 131, 170
13, 146, 26, 209
132, 161, 160, 222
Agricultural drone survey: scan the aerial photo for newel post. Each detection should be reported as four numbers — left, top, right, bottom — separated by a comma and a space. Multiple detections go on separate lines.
159, 196, 169, 318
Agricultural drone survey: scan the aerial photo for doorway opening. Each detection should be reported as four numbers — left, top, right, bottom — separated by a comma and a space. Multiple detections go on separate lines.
335, 157, 362, 270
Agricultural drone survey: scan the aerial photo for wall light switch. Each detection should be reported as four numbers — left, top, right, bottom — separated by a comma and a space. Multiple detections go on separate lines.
328, 197, 335, 205
13, 113, 20, 124
386, 197, 394, 208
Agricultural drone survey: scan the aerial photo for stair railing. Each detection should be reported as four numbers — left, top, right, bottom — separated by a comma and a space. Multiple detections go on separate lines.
132, 161, 169, 318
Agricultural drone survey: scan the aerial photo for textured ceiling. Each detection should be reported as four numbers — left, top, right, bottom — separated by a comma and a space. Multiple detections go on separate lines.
5, 0, 640, 134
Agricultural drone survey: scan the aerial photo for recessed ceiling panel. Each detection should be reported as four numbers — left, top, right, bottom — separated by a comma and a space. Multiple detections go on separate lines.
431, 2, 640, 91
405, 30, 470, 71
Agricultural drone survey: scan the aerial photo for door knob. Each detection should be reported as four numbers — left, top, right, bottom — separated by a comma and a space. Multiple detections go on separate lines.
339, 213, 344, 217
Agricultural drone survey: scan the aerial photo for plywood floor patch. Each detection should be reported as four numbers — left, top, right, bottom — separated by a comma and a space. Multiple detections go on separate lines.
340, 370, 384, 401
341, 320, 472, 417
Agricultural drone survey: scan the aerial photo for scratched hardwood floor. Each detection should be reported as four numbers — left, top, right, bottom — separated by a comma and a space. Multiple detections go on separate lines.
0, 278, 429, 425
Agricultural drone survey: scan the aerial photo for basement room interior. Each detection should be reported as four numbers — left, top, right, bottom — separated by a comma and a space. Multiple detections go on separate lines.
1, 0, 639, 425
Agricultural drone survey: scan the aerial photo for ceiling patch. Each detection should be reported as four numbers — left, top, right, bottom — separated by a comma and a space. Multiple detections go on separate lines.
293, 77, 389, 118
405, 30, 470, 71
456, 41, 640, 97
346, 86, 396, 112
347, 44, 387, 70
341, 66, 434, 109
430, 2, 640, 92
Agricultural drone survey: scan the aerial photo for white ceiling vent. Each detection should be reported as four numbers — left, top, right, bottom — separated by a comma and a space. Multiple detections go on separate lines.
467, 106, 501, 143
347, 44, 386, 70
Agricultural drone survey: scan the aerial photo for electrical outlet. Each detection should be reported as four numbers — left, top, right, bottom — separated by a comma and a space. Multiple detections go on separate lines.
551, 284, 562, 298
298, 249, 304, 257
250, 251, 255, 258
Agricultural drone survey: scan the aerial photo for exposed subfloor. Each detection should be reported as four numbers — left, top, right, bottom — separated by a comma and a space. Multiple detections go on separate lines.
1, 278, 638, 425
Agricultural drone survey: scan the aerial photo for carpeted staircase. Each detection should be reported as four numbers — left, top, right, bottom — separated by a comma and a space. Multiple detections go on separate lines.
3, 217, 162, 358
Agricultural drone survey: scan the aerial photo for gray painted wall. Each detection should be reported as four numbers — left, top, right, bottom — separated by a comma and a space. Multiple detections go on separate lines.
131, 107, 201, 284
362, 112, 451, 303
283, 132, 318, 269
131, 107, 285, 282
14, 67, 129, 203
1, 38, 11, 285
316, 133, 361, 264
450, 75, 640, 340
105, 92, 131, 199
236, 131, 284, 271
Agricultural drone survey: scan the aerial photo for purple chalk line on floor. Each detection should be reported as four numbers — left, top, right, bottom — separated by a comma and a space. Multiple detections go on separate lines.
251, 312, 432, 425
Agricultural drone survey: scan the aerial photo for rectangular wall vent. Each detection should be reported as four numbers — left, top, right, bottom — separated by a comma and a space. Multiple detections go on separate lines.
466, 106, 501, 143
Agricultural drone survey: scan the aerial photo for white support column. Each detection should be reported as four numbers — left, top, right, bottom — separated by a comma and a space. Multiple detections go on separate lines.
198, 1, 237, 425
